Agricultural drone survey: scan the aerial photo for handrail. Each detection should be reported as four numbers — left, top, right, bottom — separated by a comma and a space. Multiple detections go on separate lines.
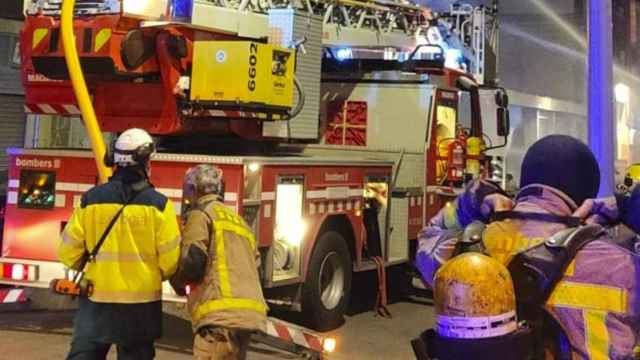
61, 0, 112, 183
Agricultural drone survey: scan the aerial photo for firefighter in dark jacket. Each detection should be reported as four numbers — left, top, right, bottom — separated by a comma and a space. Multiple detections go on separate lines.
171, 164, 267, 360
59, 128, 181, 360
416, 135, 640, 359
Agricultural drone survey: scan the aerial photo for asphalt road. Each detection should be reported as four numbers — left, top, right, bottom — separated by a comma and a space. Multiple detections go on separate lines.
0, 273, 435, 360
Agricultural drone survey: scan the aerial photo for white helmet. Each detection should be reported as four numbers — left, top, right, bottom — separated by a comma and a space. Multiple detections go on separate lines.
108, 128, 156, 167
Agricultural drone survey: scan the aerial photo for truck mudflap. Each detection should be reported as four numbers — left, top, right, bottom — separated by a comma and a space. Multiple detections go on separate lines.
252, 317, 333, 359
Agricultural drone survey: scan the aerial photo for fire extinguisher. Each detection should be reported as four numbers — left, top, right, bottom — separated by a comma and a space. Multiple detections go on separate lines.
447, 139, 466, 184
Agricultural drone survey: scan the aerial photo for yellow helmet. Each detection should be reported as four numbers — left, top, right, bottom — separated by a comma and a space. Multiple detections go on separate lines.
433, 253, 517, 339
623, 163, 640, 189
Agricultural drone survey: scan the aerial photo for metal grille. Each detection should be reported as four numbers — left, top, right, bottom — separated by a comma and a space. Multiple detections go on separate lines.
26, 0, 121, 16
388, 197, 408, 262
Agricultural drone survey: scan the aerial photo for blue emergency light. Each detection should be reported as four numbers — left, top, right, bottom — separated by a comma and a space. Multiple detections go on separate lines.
336, 48, 353, 61
171, 0, 193, 22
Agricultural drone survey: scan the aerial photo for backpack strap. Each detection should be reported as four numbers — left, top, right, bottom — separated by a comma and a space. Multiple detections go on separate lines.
507, 224, 604, 360
607, 224, 640, 253
508, 224, 605, 307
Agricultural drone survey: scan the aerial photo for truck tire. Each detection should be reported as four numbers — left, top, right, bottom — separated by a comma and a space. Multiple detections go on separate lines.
302, 231, 352, 331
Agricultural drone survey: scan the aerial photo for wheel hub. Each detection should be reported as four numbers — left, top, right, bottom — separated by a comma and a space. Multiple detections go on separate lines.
318, 251, 345, 310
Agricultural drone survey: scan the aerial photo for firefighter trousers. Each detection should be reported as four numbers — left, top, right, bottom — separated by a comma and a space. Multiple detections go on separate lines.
66, 338, 155, 360
193, 327, 251, 360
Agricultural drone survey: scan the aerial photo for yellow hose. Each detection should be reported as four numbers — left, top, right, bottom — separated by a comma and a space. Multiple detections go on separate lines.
61, 0, 112, 183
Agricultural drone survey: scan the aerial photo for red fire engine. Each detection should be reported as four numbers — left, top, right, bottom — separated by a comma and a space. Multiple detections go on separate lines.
3, 0, 509, 334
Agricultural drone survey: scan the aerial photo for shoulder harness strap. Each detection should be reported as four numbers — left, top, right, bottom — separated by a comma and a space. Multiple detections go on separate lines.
508, 224, 605, 308
606, 224, 640, 253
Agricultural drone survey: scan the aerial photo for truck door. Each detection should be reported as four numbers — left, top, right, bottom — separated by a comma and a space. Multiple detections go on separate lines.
425, 89, 459, 220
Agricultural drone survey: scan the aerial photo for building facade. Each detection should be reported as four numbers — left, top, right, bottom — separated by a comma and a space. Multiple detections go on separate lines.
0, 1, 27, 193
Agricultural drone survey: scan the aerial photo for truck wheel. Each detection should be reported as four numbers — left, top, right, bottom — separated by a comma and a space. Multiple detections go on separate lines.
302, 231, 352, 332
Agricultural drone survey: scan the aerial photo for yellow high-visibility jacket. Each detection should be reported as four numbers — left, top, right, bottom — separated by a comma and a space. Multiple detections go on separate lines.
58, 176, 180, 303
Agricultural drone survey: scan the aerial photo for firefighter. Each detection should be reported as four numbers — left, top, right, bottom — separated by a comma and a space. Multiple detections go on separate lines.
416, 135, 640, 359
58, 128, 181, 360
170, 164, 267, 360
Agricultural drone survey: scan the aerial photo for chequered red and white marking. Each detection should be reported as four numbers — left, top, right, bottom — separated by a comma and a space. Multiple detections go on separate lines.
24, 104, 81, 116
0, 289, 27, 304
265, 319, 324, 353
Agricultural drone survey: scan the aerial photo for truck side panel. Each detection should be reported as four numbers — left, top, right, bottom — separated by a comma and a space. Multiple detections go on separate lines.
3, 150, 244, 263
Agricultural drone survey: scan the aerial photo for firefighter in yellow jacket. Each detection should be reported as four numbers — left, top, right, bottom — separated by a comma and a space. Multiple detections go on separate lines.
171, 164, 267, 360
58, 128, 181, 360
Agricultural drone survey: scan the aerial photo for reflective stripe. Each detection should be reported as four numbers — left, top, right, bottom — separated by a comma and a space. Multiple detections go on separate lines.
62, 232, 83, 247
584, 310, 609, 360
217, 221, 256, 251
157, 236, 181, 255
94, 28, 111, 52
549, 281, 627, 360
437, 311, 518, 339
94, 252, 156, 263
442, 202, 459, 229
192, 298, 267, 322
564, 259, 576, 277
215, 225, 232, 298
204, 204, 259, 312
91, 289, 162, 302
548, 281, 627, 313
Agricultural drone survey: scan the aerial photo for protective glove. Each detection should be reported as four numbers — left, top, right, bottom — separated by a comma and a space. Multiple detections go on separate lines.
457, 180, 514, 227
572, 197, 619, 226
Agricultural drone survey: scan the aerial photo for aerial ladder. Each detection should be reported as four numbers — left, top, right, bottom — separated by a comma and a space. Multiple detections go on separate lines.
23, 0, 499, 136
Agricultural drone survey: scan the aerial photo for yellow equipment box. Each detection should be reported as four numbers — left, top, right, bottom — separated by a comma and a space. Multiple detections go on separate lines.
191, 41, 295, 111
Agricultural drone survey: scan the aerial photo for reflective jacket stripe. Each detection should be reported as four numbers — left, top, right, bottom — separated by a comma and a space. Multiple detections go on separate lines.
214, 220, 257, 298
217, 221, 257, 250
548, 281, 628, 359
192, 298, 268, 322
192, 202, 265, 321
91, 289, 163, 303
94, 252, 156, 263
584, 310, 609, 360
214, 224, 233, 298
548, 282, 627, 313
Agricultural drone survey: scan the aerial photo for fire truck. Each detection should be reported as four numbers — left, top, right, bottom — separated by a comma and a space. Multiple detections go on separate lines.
2, 0, 508, 333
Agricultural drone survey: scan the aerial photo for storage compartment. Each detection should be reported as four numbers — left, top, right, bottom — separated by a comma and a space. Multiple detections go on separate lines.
191, 41, 295, 111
